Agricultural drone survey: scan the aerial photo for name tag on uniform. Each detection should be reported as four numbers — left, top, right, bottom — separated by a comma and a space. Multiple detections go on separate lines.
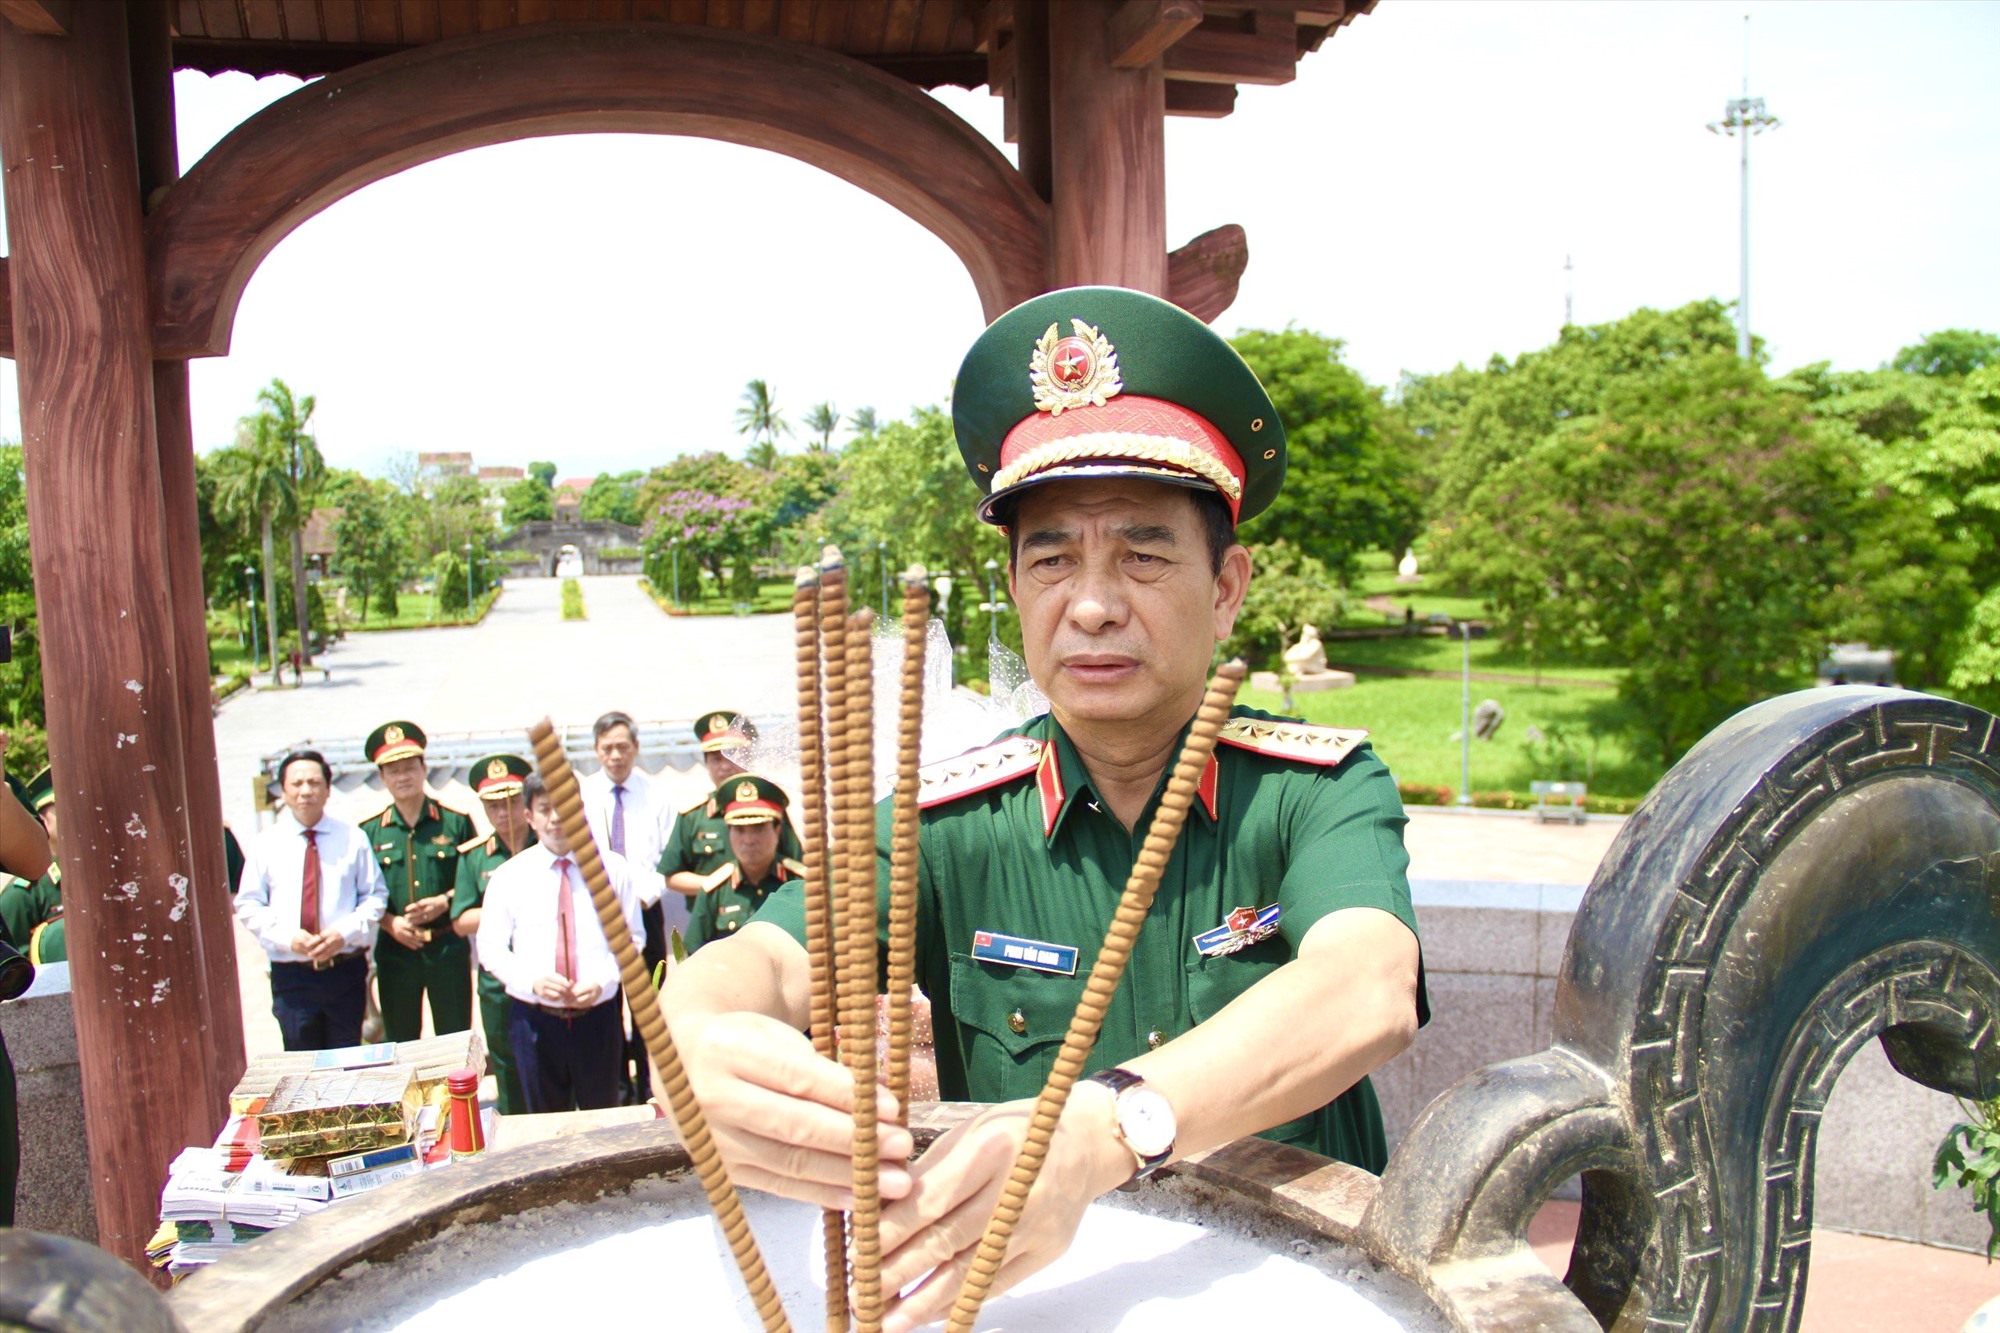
972, 930, 1078, 976
1194, 904, 1282, 958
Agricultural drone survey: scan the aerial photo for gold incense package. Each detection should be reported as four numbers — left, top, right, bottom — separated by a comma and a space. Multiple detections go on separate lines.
255, 1066, 420, 1161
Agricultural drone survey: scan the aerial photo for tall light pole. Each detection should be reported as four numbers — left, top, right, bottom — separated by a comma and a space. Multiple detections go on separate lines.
1457, 621, 1473, 807
878, 541, 889, 620
669, 539, 680, 605
982, 558, 1004, 644
1708, 14, 1779, 361
244, 564, 261, 677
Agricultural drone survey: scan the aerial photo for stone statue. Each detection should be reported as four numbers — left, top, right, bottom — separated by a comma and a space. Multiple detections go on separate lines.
1282, 623, 1328, 677
1397, 549, 1420, 581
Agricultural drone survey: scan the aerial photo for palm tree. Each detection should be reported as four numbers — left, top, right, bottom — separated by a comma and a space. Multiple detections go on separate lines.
216, 379, 323, 676
847, 405, 880, 436
803, 401, 839, 453
209, 430, 288, 676
253, 380, 324, 670
734, 379, 790, 469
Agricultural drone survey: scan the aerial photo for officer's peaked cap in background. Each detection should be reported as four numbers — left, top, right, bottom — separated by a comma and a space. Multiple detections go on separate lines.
471, 753, 531, 799
721, 775, 789, 826
953, 286, 1286, 526
366, 720, 427, 766
24, 766, 53, 815
694, 711, 756, 753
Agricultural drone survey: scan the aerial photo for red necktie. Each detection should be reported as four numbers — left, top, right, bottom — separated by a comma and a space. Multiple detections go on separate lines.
555, 857, 578, 984
301, 828, 322, 935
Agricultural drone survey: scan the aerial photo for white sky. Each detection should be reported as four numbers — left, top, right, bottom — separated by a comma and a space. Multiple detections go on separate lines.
8, 1, 1997, 478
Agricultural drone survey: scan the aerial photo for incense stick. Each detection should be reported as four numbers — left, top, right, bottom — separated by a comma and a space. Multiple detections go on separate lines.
527, 720, 791, 1333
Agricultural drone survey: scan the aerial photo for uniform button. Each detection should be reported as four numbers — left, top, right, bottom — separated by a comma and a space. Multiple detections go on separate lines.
1007, 1008, 1027, 1035
1146, 1029, 1165, 1050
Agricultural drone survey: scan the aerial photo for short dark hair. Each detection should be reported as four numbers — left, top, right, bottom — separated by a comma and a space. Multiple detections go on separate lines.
279, 750, 332, 786
521, 771, 552, 811
1002, 485, 1237, 575
592, 711, 637, 743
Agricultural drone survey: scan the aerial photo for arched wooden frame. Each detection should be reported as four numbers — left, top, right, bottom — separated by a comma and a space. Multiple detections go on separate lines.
147, 24, 1054, 358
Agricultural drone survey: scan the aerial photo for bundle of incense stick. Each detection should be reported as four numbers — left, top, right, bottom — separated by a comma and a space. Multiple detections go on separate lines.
792, 548, 931, 1332
526, 720, 792, 1333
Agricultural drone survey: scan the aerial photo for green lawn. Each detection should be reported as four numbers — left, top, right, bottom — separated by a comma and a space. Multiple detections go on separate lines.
639, 576, 796, 616
1314, 634, 1619, 685
1241, 674, 1664, 801
1336, 549, 1489, 628
339, 587, 499, 631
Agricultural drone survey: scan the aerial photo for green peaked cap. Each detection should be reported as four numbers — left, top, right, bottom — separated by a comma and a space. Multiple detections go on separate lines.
469, 753, 530, 798
24, 766, 53, 814
720, 774, 789, 824
952, 286, 1286, 525
365, 720, 427, 766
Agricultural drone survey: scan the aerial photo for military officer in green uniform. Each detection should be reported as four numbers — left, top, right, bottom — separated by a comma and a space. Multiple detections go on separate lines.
667, 287, 1427, 1329
366, 721, 476, 1041
449, 753, 534, 1114
657, 712, 801, 915
684, 775, 805, 954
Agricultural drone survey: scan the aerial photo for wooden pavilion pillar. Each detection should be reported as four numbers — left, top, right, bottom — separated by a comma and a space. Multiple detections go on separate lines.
1045, 0, 1169, 294
129, 0, 247, 1106
0, 0, 237, 1271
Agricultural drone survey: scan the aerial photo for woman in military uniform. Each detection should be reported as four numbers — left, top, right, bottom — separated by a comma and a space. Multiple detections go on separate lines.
665, 287, 1427, 1332
683, 775, 805, 954
365, 721, 476, 1041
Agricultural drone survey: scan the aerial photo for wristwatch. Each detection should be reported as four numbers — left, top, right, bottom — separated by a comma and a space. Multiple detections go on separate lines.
1087, 1067, 1176, 1187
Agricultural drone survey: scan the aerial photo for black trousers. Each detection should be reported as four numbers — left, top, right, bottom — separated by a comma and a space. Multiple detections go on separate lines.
509, 996, 624, 1114
626, 899, 666, 1099
269, 953, 368, 1051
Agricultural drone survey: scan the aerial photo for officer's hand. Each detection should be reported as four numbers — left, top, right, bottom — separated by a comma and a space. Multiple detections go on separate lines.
384, 914, 425, 949
406, 895, 442, 926
571, 981, 603, 1008
307, 930, 346, 963
676, 1010, 912, 1210
877, 1087, 1128, 1333
532, 975, 577, 1006
290, 929, 320, 958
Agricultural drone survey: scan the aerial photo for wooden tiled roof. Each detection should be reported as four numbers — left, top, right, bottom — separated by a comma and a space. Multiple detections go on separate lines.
168, 1, 1373, 113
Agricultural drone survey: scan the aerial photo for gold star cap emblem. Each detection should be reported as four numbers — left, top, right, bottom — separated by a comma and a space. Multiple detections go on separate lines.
735, 780, 758, 803
384, 724, 405, 744
487, 759, 508, 780
1029, 319, 1122, 416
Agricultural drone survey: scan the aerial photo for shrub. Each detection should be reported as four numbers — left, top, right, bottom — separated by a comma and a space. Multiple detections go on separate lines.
1470, 790, 1529, 810
560, 578, 586, 621
1397, 782, 1453, 807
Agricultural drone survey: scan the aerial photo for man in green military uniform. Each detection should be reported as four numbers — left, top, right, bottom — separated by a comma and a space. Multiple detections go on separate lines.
684, 775, 805, 954
657, 712, 802, 918
0, 758, 50, 1230
667, 286, 1426, 1329
449, 753, 534, 1114
366, 721, 475, 1041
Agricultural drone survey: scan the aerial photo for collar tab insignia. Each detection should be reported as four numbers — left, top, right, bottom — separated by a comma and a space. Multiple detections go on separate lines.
1030, 319, 1122, 416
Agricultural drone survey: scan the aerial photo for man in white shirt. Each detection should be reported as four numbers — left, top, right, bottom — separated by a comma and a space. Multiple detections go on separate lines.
235, 750, 389, 1050
478, 770, 645, 1113
580, 710, 674, 1103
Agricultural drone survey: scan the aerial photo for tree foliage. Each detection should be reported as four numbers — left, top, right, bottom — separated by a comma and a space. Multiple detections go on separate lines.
1437, 351, 1857, 765
1225, 540, 1343, 672
501, 475, 554, 526
1230, 329, 1421, 580
1893, 328, 2000, 379
581, 471, 645, 527
331, 478, 405, 624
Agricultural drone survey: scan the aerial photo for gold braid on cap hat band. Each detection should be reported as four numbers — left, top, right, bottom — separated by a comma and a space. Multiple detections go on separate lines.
990, 434, 1243, 502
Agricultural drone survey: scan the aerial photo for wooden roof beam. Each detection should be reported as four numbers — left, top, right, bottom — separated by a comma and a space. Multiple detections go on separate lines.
0, 0, 68, 36
1164, 11, 1297, 85
1108, 0, 1204, 69
1165, 78, 1235, 117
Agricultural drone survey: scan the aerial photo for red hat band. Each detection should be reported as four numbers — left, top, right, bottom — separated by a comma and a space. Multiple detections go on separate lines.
994, 396, 1247, 521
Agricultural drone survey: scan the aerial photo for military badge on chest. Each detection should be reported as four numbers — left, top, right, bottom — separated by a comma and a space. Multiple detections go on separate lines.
1193, 904, 1282, 958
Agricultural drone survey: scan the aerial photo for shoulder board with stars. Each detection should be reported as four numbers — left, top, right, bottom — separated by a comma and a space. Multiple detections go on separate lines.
700, 863, 738, 894
1216, 717, 1369, 768
678, 790, 712, 815
917, 735, 1046, 810
457, 833, 493, 855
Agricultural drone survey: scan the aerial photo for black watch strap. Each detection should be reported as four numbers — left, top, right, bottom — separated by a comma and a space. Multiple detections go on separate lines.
1087, 1067, 1172, 1186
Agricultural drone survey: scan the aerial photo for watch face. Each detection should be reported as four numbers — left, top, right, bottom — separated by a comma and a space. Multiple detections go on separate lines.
1120, 1087, 1177, 1158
